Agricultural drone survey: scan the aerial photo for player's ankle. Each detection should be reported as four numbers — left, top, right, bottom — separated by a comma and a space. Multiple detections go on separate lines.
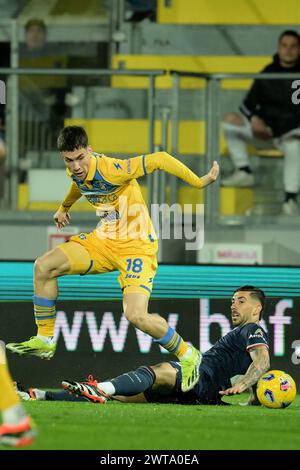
37, 335, 55, 345
98, 381, 116, 396
2, 403, 27, 425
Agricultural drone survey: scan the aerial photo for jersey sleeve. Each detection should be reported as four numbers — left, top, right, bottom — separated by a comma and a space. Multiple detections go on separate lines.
57, 181, 82, 213
98, 155, 146, 185
245, 324, 269, 351
99, 152, 204, 188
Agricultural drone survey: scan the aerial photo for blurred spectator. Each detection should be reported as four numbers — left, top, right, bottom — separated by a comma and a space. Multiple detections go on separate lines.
0, 42, 9, 201
21, 18, 50, 56
19, 19, 68, 141
0, 111, 6, 161
0, 109, 6, 200
222, 30, 300, 215
126, 0, 157, 22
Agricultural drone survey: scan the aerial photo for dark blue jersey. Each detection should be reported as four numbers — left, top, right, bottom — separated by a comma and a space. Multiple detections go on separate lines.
201, 322, 269, 390
145, 322, 269, 406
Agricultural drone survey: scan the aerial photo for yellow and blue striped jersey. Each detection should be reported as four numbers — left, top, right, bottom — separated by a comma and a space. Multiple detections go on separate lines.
58, 151, 204, 240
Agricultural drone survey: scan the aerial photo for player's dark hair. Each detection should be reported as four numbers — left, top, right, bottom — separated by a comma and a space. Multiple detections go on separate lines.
57, 126, 88, 152
278, 30, 300, 45
25, 18, 47, 32
234, 285, 265, 320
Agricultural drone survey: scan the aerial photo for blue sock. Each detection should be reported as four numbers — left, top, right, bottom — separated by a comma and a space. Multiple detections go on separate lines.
111, 366, 156, 396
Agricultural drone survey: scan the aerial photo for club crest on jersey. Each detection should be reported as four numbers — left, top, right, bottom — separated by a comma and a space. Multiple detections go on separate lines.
93, 181, 112, 191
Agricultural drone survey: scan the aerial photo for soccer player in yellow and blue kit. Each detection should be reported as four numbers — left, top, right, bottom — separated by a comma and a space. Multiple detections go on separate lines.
7, 126, 219, 392
0, 343, 36, 447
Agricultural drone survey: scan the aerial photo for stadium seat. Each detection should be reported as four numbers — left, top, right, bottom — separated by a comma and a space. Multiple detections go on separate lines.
220, 187, 254, 216
112, 55, 270, 89
65, 118, 205, 154
18, 170, 94, 211
157, 0, 300, 25
65, 118, 283, 159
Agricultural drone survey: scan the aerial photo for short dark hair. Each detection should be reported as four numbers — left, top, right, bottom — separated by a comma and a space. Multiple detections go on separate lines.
234, 285, 266, 320
279, 30, 300, 44
57, 126, 88, 152
25, 18, 47, 32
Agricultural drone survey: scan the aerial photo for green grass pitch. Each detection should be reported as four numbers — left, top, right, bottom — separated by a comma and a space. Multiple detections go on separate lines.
2, 394, 300, 450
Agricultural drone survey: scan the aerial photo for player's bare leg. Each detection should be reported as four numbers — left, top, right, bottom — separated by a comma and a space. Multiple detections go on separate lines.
123, 292, 167, 338
123, 293, 201, 392
6, 242, 91, 359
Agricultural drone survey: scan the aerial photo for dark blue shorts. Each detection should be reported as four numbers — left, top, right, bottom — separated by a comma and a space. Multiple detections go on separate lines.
144, 361, 223, 405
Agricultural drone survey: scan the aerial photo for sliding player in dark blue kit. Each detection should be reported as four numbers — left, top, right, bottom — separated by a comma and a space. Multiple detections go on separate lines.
62, 285, 270, 405
18, 286, 270, 405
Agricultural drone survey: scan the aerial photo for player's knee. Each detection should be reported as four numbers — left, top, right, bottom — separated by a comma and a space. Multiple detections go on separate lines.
34, 255, 59, 280
124, 308, 148, 330
151, 363, 177, 388
223, 112, 244, 126
34, 257, 50, 280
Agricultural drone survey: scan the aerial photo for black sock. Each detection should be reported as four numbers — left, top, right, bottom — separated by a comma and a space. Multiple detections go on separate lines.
239, 166, 252, 174
111, 366, 156, 396
45, 390, 87, 402
285, 192, 297, 202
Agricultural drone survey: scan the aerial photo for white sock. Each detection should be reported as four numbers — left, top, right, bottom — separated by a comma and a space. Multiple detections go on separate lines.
32, 388, 46, 400
37, 335, 54, 345
2, 403, 27, 425
98, 381, 116, 396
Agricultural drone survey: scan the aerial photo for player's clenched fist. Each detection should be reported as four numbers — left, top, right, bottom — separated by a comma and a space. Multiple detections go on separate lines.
200, 161, 220, 188
208, 161, 220, 182
53, 210, 71, 229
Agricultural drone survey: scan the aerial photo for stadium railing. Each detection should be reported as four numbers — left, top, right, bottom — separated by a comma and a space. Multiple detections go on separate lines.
170, 70, 300, 223
0, 67, 166, 210
2, 67, 299, 224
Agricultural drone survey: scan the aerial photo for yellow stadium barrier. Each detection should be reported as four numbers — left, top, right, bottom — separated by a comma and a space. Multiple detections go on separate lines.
65, 118, 283, 157
157, 0, 300, 25
65, 118, 205, 154
112, 55, 271, 89
220, 187, 254, 215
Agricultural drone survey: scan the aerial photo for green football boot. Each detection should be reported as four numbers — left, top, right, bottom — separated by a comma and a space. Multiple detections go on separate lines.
180, 346, 202, 392
6, 336, 56, 360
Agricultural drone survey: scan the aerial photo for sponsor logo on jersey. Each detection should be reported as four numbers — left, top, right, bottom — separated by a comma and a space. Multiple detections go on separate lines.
85, 193, 118, 204
125, 274, 141, 279
249, 334, 266, 339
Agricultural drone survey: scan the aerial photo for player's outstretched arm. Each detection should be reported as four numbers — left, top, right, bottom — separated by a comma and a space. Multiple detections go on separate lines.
219, 346, 270, 396
100, 152, 219, 189
145, 152, 220, 189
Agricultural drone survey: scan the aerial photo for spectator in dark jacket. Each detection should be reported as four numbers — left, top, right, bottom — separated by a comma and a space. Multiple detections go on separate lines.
222, 30, 300, 215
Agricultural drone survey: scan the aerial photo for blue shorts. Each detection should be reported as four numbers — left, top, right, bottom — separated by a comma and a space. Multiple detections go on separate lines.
144, 361, 224, 405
